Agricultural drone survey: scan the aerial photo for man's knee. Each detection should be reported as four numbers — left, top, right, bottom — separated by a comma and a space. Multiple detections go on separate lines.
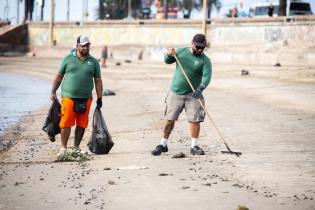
76, 126, 85, 131
166, 120, 175, 126
190, 122, 200, 126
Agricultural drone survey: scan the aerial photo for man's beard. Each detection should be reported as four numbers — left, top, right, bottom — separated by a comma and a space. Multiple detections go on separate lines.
192, 50, 202, 56
79, 50, 89, 56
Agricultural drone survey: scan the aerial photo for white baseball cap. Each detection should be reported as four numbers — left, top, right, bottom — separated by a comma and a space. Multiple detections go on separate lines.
76, 35, 91, 45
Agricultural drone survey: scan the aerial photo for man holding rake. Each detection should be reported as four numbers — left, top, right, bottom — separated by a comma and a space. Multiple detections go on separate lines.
152, 34, 212, 156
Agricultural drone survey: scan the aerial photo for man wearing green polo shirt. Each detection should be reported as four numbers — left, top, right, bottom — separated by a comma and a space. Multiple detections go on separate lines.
51, 35, 103, 156
152, 34, 212, 156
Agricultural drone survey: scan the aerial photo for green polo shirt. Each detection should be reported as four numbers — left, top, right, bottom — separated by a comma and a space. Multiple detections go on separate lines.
59, 51, 101, 99
164, 47, 212, 95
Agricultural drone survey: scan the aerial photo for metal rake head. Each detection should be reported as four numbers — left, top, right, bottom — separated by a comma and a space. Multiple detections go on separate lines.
221, 150, 242, 157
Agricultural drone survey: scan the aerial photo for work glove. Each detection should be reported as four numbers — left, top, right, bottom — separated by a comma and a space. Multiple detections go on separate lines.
96, 98, 102, 109
192, 85, 205, 99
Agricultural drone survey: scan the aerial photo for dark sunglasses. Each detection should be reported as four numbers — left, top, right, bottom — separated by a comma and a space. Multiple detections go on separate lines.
194, 44, 205, 50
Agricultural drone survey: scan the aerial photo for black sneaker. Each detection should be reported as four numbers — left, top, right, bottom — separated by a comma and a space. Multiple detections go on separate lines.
151, 145, 168, 156
190, 146, 205, 155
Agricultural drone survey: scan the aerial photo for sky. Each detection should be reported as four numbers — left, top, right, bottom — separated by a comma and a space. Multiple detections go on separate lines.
0, 0, 314, 24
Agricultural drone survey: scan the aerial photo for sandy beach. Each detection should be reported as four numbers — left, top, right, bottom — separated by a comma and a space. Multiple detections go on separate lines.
0, 55, 315, 210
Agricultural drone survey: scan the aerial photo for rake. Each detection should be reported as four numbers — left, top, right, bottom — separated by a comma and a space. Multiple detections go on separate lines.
174, 54, 242, 157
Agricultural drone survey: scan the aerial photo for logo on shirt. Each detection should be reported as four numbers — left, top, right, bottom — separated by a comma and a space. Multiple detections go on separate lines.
87, 61, 93, 65
194, 60, 200, 65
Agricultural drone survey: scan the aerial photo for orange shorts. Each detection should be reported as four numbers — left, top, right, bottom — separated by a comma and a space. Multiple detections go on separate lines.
59, 98, 92, 129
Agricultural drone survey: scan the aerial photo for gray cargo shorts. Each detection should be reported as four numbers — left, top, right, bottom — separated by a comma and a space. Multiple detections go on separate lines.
164, 91, 205, 122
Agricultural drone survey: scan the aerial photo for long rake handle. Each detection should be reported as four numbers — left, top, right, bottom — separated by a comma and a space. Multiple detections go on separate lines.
173, 54, 232, 152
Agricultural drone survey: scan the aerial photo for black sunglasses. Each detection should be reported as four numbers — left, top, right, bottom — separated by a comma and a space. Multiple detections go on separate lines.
194, 43, 205, 50
196, 46, 205, 50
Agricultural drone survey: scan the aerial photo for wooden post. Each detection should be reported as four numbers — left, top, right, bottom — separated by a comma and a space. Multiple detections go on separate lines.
128, 0, 132, 18
67, 0, 70, 22
81, 0, 84, 25
202, 0, 207, 36
17, 0, 20, 24
49, 0, 55, 46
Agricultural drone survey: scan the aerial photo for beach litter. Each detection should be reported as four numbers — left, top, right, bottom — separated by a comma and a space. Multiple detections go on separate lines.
29, 140, 48, 146
116, 166, 149, 170
241, 69, 249, 76
172, 152, 186, 158
274, 62, 281, 67
103, 89, 116, 96
236, 205, 249, 210
108, 180, 115, 185
159, 173, 173, 176
56, 148, 89, 162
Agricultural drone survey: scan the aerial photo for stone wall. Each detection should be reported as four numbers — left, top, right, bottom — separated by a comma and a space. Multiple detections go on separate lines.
28, 20, 202, 47
210, 21, 315, 48
27, 17, 315, 65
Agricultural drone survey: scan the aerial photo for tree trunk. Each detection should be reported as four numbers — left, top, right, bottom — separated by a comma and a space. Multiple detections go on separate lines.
279, 0, 287, 16
207, 0, 211, 19
40, 0, 45, 21
99, 0, 105, 19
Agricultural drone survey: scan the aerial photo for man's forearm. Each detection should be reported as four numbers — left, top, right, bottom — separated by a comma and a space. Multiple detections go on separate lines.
95, 78, 103, 98
51, 73, 64, 93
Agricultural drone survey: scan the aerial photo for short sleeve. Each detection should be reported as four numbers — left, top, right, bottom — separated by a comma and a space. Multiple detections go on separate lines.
94, 59, 101, 78
58, 57, 67, 74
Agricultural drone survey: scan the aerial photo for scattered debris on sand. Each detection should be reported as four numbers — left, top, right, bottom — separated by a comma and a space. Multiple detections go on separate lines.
236, 205, 249, 210
56, 149, 89, 162
241, 69, 249, 76
172, 152, 186, 158
117, 166, 148, 170
108, 180, 115, 185
103, 89, 116, 96
274, 62, 281, 67
159, 173, 173, 176
103, 167, 111, 170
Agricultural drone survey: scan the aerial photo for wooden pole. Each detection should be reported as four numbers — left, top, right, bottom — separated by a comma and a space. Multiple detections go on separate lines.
81, 0, 84, 25
67, 0, 70, 22
202, 0, 207, 36
128, 0, 132, 18
17, 0, 20, 24
49, 0, 55, 46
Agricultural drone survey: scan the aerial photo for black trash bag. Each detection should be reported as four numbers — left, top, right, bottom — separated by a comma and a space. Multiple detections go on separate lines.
42, 100, 61, 142
88, 108, 114, 154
